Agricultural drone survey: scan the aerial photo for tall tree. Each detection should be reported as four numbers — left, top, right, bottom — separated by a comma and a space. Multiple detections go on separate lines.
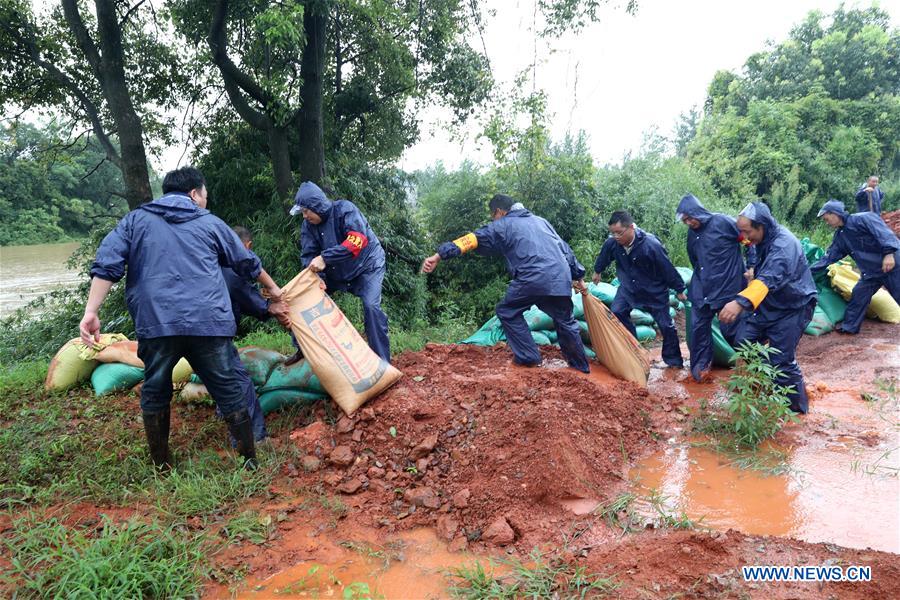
0, 0, 185, 209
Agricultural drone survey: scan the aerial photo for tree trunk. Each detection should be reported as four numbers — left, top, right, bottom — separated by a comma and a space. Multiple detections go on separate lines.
268, 126, 294, 199
298, 6, 326, 184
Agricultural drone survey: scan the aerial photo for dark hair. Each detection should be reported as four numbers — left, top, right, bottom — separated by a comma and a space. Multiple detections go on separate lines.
608, 210, 634, 227
489, 194, 515, 212
232, 225, 252, 243
162, 166, 206, 194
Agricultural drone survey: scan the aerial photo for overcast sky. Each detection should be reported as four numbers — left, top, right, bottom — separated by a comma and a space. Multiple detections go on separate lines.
396, 0, 900, 172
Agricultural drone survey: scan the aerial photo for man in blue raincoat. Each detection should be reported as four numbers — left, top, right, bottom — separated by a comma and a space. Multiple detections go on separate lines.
80, 167, 283, 470
855, 176, 884, 214
719, 202, 817, 414
291, 181, 391, 362
420, 194, 590, 373
676, 194, 756, 381
593, 211, 686, 368
809, 200, 900, 334
220, 226, 292, 444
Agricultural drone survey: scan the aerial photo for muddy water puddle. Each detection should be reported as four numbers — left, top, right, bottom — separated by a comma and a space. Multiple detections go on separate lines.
234, 529, 479, 599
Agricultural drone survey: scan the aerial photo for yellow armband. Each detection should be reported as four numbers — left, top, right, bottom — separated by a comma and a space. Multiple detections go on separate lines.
453, 233, 478, 254
738, 279, 769, 309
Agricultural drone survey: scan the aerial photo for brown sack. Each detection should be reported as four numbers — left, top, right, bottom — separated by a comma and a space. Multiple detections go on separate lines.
282, 268, 402, 415
582, 292, 650, 386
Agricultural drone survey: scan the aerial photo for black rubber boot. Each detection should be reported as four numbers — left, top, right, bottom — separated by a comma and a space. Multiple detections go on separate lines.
224, 409, 258, 470
142, 410, 171, 470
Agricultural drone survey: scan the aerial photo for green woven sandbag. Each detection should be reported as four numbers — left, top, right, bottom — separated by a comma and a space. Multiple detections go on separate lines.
684, 302, 736, 367
676, 267, 693, 287
545, 330, 558, 343
571, 292, 585, 319
578, 319, 591, 344
531, 331, 552, 345
816, 282, 847, 325
804, 304, 834, 336
91, 362, 144, 396
588, 282, 617, 305
631, 309, 655, 326
262, 359, 326, 395
258, 389, 327, 415
524, 306, 554, 331
635, 325, 656, 342
461, 316, 506, 346
237, 347, 285, 387
669, 306, 676, 319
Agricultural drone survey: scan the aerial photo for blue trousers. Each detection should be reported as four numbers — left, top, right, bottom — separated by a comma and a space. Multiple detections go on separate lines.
215, 345, 268, 443
736, 301, 815, 414
611, 295, 683, 367
348, 268, 391, 363
688, 302, 741, 381
138, 336, 244, 416
495, 290, 590, 373
840, 269, 900, 333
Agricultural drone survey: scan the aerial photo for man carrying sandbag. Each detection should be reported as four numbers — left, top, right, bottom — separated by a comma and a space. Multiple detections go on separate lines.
593, 210, 686, 369
421, 194, 590, 373
290, 182, 391, 363
79, 167, 283, 470
809, 200, 899, 334
719, 202, 817, 414
676, 194, 756, 382
221, 226, 292, 444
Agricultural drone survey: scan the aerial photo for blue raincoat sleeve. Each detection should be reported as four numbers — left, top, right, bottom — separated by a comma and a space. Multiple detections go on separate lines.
653, 243, 686, 293
437, 221, 503, 260
593, 238, 617, 275
745, 245, 757, 268
321, 203, 371, 265
559, 238, 585, 280
223, 267, 270, 321
91, 218, 132, 282
214, 225, 262, 280
299, 221, 322, 268
809, 235, 849, 275
864, 216, 900, 256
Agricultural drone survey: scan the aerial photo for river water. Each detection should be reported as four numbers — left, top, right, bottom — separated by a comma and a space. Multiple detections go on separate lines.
0, 242, 82, 319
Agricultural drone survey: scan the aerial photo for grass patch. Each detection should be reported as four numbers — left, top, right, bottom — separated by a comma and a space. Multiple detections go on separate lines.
593, 492, 642, 533
222, 510, 274, 545
3, 514, 206, 598
236, 326, 295, 354
644, 488, 703, 530
0, 360, 48, 399
389, 318, 478, 354
449, 549, 618, 599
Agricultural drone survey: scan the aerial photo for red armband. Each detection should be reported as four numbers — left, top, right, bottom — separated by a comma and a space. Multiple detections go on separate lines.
341, 230, 368, 258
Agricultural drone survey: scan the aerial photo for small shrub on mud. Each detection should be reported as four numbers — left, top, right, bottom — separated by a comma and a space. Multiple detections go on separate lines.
3, 515, 205, 598
696, 341, 798, 448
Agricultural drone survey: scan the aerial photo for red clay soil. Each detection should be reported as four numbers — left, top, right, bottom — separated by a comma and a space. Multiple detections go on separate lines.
584, 528, 900, 599
883, 210, 900, 237
284, 343, 664, 551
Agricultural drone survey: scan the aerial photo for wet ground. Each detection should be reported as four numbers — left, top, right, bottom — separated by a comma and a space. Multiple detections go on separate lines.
203, 321, 898, 598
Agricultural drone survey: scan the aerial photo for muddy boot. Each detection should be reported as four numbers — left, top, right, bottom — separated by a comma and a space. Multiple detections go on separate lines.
142, 410, 171, 471
283, 349, 304, 366
224, 409, 258, 470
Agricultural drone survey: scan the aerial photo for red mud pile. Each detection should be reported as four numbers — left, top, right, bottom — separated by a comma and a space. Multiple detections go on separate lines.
286, 344, 658, 550
884, 210, 900, 237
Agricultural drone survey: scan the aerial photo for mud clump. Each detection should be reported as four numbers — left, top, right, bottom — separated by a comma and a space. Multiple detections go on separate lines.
286, 344, 657, 549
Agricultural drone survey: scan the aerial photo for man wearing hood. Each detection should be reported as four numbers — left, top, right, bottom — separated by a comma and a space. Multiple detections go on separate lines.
809, 200, 899, 334
420, 194, 590, 373
676, 194, 756, 382
855, 176, 884, 214
593, 211, 687, 369
719, 202, 817, 414
291, 181, 390, 362
80, 167, 282, 470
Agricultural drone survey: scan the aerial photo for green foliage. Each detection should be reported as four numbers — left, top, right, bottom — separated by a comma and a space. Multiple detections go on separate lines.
449, 549, 618, 599
3, 515, 206, 598
699, 341, 800, 448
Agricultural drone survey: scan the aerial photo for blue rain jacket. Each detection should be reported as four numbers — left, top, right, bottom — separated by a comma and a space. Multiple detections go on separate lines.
91, 193, 261, 339
736, 202, 816, 317
677, 194, 756, 308
295, 182, 386, 291
810, 205, 900, 280
223, 249, 270, 324
437, 208, 585, 297
855, 185, 884, 214
594, 228, 685, 309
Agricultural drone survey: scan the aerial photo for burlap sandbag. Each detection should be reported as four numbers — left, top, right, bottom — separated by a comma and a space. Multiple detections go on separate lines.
581, 292, 650, 387
282, 268, 402, 415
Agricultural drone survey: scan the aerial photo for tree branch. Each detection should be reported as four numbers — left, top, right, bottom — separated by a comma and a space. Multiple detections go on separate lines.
60, 0, 104, 83
118, 0, 148, 28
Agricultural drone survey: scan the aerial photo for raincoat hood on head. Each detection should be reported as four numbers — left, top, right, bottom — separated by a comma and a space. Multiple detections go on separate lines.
739, 201, 779, 238
817, 200, 849, 220
675, 194, 712, 224
139, 193, 208, 223
290, 182, 332, 219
